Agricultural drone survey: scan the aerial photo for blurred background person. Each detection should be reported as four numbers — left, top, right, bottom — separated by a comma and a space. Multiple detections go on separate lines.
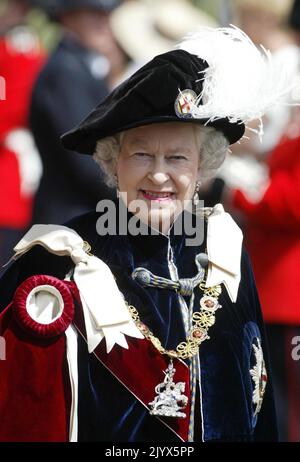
29, 0, 123, 225
0, 0, 45, 269
232, 0, 297, 153
110, 0, 217, 83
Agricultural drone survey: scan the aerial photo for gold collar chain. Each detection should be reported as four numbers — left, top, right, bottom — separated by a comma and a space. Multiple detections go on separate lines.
126, 276, 222, 360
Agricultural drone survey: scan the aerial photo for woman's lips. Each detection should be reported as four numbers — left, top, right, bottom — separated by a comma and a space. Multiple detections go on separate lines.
141, 190, 175, 202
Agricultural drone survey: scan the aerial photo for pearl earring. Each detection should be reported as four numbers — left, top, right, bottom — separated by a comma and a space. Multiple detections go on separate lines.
115, 175, 120, 198
193, 181, 201, 206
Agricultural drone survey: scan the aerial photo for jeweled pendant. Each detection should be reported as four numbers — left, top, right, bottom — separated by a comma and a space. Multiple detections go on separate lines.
148, 360, 188, 419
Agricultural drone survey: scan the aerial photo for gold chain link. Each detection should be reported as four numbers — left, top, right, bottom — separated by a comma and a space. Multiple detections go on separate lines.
126, 276, 222, 360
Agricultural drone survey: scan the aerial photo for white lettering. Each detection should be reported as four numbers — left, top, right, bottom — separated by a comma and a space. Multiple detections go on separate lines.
0, 336, 6, 360
0, 76, 6, 100
291, 336, 300, 361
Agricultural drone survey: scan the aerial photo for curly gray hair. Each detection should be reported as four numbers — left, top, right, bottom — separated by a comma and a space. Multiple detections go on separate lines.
93, 125, 229, 187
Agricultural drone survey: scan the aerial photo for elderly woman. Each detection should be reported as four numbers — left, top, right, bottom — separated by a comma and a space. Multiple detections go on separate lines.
0, 27, 282, 442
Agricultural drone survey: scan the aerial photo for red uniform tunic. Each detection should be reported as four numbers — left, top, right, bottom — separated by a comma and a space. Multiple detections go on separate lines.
0, 27, 45, 228
233, 134, 300, 324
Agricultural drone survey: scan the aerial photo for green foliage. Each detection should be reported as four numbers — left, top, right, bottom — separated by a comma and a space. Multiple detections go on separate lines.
27, 8, 61, 51
190, 0, 220, 18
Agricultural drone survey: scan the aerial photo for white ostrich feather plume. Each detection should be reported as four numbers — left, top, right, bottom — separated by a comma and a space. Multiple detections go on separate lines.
178, 26, 295, 130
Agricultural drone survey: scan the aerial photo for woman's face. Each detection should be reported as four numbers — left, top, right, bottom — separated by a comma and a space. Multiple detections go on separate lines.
116, 122, 200, 233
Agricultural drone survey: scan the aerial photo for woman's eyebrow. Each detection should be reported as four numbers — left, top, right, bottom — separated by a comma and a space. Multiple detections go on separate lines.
127, 136, 150, 148
167, 146, 192, 155
126, 138, 193, 154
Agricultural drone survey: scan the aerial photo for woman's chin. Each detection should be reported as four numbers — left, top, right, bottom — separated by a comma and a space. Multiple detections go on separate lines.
147, 209, 176, 233
126, 198, 185, 233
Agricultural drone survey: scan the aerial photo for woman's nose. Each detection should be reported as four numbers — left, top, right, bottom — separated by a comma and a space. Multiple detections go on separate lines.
147, 158, 170, 184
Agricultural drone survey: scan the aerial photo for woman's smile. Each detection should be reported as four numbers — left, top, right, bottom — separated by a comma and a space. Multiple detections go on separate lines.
140, 190, 176, 202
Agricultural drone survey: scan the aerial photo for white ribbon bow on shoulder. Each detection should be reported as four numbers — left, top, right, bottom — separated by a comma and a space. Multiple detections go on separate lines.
12, 225, 144, 353
206, 204, 243, 303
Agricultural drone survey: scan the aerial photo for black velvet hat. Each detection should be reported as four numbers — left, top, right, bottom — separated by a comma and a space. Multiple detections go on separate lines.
61, 49, 245, 154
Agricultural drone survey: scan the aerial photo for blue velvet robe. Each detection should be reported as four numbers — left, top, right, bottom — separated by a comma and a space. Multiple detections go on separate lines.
0, 208, 278, 442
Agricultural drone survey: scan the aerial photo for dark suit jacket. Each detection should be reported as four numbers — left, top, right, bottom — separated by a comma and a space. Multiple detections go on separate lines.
30, 35, 116, 225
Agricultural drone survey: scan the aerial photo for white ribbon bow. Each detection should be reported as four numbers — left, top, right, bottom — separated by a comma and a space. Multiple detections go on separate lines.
12, 225, 144, 353
206, 204, 243, 303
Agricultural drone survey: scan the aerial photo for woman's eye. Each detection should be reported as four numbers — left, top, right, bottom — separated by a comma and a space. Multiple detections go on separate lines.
169, 155, 187, 160
133, 152, 151, 158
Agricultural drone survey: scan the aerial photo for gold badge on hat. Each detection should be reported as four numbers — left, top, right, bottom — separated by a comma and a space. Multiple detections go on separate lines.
174, 89, 197, 118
